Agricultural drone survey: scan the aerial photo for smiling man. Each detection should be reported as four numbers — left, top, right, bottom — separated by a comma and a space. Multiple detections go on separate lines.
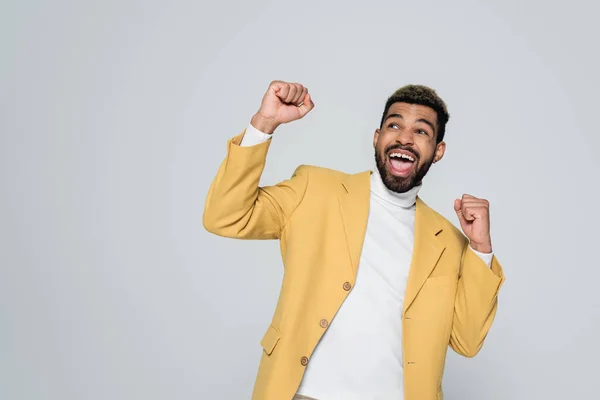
203, 81, 505, 400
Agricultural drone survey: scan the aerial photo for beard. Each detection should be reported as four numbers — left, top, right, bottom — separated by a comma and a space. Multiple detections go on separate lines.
374, 144, 434, 193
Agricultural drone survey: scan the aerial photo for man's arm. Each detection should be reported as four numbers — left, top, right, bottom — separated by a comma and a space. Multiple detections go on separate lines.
449, 244, 505, 357
203, 81, 315, 239
448, 194, 505, 357
203, 134, 309, 239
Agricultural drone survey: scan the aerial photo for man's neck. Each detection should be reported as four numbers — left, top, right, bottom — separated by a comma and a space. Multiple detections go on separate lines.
370, 165, 421, 208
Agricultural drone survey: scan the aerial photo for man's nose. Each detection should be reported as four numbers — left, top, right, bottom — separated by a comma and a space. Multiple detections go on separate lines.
395, 130, 414, 145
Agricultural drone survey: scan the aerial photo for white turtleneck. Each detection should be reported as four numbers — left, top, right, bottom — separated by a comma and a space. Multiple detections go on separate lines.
241, 123, 493, 400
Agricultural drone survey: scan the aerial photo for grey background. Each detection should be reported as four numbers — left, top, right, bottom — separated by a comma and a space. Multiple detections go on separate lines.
2, 0, 599, 399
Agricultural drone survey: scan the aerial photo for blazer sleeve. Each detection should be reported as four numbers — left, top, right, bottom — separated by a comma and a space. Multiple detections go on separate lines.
449, 243, 505, 357
203, 130, 309, 240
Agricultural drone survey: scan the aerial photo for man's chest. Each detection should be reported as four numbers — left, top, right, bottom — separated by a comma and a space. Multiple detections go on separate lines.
357, 202, 417, 297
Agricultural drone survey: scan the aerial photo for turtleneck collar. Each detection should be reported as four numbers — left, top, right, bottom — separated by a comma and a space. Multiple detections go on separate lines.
370, 164, 422, 209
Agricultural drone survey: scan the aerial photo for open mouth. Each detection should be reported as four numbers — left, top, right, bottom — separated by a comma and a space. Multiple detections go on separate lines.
387, 150, 417, 177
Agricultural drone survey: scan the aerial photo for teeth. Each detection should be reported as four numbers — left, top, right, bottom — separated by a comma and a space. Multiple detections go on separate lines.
390, 153, 415, 162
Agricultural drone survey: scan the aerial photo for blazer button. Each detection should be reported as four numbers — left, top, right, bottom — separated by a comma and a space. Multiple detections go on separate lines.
343, 282, 352, 291
319, 319, 328, 328
301, 356, 309, 366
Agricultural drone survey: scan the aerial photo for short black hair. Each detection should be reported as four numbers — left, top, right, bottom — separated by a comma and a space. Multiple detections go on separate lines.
380, 85, 450, 143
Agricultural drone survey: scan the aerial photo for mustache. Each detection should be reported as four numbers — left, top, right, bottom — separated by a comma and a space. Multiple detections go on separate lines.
384, 144, 420, 160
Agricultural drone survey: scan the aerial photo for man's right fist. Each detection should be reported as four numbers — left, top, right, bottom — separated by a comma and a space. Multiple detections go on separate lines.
251, 81, 315, 134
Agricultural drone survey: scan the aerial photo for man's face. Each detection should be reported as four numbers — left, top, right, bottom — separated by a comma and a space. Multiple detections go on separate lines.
373, 102, 446, 193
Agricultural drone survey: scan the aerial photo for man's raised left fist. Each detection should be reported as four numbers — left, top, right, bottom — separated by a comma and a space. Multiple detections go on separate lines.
454, 194, 492, 254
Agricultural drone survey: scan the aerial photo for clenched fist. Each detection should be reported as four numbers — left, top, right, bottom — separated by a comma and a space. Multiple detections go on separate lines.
454, 194, 493, 254
251, 81, 315, 134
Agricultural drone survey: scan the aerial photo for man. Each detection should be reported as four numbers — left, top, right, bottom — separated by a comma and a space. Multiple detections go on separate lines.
203, 81, 505, 400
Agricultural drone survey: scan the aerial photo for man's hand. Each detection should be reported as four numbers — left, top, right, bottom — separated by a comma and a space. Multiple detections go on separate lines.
251, 81, 315, 134
454, 194, 493, 254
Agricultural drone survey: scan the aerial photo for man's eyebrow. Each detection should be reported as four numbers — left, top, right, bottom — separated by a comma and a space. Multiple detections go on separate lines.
384, 113, 404, 122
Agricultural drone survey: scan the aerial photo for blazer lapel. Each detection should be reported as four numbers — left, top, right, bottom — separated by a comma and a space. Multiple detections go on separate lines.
337, 173, 446, 310
338, 171, 371, 278
403, 197, 446, 314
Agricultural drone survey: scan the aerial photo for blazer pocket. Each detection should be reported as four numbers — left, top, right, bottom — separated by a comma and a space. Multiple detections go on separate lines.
260, 324, 281, 356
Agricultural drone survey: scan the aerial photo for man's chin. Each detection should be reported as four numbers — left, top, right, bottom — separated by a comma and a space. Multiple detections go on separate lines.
375, 152, 426, 193
382, 171, 416, 193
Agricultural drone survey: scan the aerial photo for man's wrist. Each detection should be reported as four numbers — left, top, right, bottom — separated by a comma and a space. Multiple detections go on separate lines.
250, 114, 279, 134
470, 242, 493, 254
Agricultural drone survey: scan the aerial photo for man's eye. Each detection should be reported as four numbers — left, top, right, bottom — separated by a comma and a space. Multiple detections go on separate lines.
389, 123, 399, 129
417, 129, 428, 135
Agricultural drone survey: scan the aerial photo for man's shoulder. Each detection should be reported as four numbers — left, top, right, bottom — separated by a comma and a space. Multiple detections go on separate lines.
290, 165, 371, 199
419, 198, 467, 245
294, 164, 369, 183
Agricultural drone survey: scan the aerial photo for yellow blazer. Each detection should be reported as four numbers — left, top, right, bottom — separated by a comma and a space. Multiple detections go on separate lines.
203, 131, 505, 400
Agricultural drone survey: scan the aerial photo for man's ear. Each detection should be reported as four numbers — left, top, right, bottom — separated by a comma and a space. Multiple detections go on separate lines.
373, 129, 380, 149
434, 141, 446, 163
